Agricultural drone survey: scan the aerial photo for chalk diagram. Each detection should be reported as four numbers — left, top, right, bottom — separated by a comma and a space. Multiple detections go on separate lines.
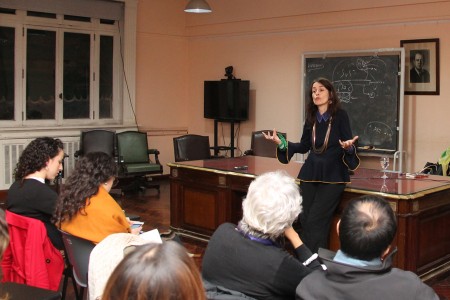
331, 57, 387, 103
364, 121, 393, 147
305, 54, 400, 151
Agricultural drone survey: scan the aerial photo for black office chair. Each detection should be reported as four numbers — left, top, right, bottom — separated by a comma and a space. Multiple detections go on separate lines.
73, 129, 122, 197
116, 131, 163, 193
60, 231, 96, 300
173, 134, 213, 162
74, 129, 116, 158
244, 130, 286, 158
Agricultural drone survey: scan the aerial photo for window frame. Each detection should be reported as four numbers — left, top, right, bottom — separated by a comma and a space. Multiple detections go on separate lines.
0, 6, 124, 128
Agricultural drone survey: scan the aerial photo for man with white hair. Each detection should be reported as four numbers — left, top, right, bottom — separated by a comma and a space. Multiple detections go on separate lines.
202, 170, 322, 300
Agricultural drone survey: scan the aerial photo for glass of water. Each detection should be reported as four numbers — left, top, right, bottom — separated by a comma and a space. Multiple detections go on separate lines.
380, 156, 390, 179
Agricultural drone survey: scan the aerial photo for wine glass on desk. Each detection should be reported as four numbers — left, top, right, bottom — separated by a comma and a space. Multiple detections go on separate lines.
380, 178, 389, 193
380, 156, 389, 179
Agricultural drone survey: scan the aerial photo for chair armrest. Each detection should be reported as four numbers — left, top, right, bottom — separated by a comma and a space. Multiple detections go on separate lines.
147, 149, 160, 155
147, 149, 161, 165
117, 155, 127, 174
243, 149, 254, 156
74, 150, 83, 158
211, 155, 226, 159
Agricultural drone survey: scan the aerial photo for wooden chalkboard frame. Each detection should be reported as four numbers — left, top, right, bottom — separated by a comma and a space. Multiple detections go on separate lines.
302, 48, 405, 171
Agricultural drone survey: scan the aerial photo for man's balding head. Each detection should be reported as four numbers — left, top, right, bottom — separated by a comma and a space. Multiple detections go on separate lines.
339, 195, 397, 261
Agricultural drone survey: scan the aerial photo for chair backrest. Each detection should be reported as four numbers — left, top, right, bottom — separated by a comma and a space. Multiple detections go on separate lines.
0, 282, 61, 300
173, 134, 211, 162
250, 130, 286, 158
116, 131, 150, 164
2, 211, 64, 291
60, 231, 96, 288
79, 129, 116, 157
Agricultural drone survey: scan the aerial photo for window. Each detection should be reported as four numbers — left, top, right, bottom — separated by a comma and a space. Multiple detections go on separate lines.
0, 26, 15, 121
26, 28, 56, 120
0, 4, 123, 127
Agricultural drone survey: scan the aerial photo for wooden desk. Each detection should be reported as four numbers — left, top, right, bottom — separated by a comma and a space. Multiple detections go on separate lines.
168, 156, 450, 282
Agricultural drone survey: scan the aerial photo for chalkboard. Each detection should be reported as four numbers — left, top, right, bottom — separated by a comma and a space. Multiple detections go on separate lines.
304, 54, 401, 153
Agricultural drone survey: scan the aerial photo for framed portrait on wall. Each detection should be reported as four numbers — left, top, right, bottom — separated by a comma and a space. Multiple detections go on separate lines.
400, 38, 440, 95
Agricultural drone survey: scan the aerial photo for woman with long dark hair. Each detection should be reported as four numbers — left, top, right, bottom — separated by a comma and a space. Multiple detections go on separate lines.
54, 151, 141, 243
264, 77, 360, 253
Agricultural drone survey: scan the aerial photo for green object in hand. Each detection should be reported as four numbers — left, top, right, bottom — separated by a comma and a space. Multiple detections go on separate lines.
277, 133, 287, 150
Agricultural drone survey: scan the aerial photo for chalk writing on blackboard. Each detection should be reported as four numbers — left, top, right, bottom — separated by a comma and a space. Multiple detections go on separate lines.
304, 55, 400, 152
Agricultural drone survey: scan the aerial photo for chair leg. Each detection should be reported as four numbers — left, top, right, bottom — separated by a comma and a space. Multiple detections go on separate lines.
79, 286, 86, 300
61, 270, 69, 300
61, 265, 80, 300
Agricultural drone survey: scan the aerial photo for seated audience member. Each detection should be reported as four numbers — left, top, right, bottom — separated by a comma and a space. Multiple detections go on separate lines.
53, 152, 141, 243
202, 170, 322, 300
7, 137, 65, 249
101, 241, 206, 300
296, 195, 439, 300
88, 233, 156, 300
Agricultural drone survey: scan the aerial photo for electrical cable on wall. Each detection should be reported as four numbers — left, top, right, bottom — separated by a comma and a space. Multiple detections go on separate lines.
117, 20, 138, 127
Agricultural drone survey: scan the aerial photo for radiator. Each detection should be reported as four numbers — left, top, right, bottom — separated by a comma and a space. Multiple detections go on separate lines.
0, 137, 79, 190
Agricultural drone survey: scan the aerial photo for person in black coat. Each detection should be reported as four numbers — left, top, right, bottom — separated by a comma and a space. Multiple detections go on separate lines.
264, 77, 360, 253
202, 170, 322, 300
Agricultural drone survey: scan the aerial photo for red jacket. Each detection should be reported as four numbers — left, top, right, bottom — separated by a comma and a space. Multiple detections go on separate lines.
1, 210, 64, 291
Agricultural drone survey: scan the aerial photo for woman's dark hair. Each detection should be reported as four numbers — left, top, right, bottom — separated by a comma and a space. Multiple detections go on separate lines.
102, 241, 206, 300
305, 77, 342, 125
339, 195, 397, 261
14, 137, 63, 181
53, 152, 117, 224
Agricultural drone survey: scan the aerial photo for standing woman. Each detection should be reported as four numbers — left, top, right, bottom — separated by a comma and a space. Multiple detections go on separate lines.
6, 137, 65, 250
53, 151, 141, 244
264, 77, 360, 253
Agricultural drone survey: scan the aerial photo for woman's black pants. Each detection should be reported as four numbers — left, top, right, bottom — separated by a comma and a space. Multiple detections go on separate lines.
296, 181, 346, 253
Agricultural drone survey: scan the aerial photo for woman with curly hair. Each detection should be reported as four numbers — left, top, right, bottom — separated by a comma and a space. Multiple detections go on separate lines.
6, 137, 65, 249
54, 151, 141, 244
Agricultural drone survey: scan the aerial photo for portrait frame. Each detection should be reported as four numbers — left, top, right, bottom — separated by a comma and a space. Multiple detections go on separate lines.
400, 38, 440, 95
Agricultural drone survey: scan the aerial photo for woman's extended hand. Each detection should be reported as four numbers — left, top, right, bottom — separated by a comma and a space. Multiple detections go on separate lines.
262, 129, 282, 145
339, 135, 359, 150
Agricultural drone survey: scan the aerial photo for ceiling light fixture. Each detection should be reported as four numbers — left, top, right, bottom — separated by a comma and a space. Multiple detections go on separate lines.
184, 0, 212, 13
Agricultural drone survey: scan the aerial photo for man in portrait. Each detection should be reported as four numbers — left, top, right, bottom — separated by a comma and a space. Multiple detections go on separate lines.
409, 50, 430, 83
